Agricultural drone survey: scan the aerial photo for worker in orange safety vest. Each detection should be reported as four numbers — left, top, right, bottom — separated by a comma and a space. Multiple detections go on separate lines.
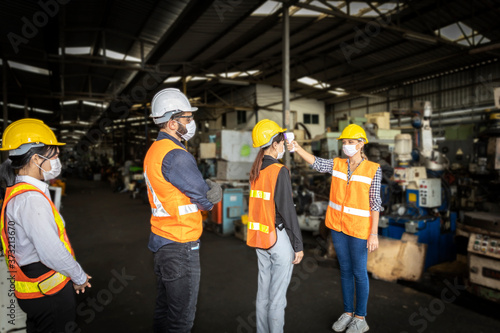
0, 118, 91, 332
288, 124, 381, 333
144, 88, 222, 332
248, 119, 303, 333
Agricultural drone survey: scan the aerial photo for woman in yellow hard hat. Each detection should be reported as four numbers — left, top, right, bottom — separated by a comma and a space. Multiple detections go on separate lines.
0, 118, 91, 332
288, 124, 380, 333
248, 119, 303, 333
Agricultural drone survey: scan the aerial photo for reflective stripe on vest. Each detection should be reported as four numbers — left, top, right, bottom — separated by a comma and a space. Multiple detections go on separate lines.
329, 201, 371, 218
247, 221, 270, 234
247, 163, 284, 249
325, 158, 379, 240
0, 183, 73, 299
179, 204, 198, 216
15, 271, 67, 295
249, 190, 271, 201
144, 168, 170, 217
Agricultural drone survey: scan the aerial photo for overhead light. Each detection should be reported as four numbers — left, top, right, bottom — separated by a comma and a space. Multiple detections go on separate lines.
164, 76, 181, 83
328, 90, 348, 96
61, 100, 79, 106
59, 47, 91, 55
219, 78, 250, 86
403, 33, 437, 45
99, 49, 141, 62
82, 101, 108, 108
7, 61, 50, 75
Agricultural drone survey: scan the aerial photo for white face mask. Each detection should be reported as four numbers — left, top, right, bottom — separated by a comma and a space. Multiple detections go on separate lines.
176, 120, 196, 141
276, 143, 285, 160
35, 155, 62, 181
343, 144, 359, 157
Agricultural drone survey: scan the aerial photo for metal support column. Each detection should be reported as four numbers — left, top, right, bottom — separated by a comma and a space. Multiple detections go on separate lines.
282, 2, 291, 169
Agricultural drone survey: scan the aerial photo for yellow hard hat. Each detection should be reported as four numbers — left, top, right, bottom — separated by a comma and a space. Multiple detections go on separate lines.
252, 119, 286, 148
0, 118, 65, 156
338, 124, 368, 143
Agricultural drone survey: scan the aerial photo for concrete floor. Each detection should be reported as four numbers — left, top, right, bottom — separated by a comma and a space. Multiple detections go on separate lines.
61, 179, 500, 333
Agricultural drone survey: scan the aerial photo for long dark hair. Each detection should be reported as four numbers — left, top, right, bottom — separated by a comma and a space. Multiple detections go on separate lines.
249, 132, 284, 184
0, 145, 59, 187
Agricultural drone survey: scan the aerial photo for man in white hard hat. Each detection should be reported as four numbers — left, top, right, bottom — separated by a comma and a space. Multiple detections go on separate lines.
143, 88, 222, 332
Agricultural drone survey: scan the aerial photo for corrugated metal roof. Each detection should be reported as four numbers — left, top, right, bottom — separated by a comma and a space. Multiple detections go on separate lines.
0, 0, 499, 140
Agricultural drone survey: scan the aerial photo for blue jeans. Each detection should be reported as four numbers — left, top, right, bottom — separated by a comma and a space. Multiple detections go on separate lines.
153, 241, 201, 333
331, 230, 369, 317
256, 228, 295, 333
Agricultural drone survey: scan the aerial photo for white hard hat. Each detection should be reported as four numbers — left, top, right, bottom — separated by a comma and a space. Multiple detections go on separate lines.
150, 88, 198, 124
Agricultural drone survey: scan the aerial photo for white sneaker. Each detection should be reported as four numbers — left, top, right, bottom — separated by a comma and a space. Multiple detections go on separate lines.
346, 317, 369, 333
332, 313, 353, 332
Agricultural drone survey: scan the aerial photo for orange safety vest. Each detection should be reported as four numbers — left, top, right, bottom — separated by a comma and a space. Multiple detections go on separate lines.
144, 139, 202, 243
325, 158, 379, 240
247, 163, 284, 249
0, 183, 74, 299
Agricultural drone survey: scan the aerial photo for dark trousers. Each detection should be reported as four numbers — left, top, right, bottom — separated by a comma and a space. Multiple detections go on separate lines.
17, 262, 76, 333
153, 241, 201, 333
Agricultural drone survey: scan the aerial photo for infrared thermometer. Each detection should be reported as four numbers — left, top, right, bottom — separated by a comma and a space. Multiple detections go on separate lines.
284, 132, 295, 152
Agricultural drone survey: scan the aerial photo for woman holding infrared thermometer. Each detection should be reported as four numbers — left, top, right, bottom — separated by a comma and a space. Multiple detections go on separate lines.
287, 124, 381, 333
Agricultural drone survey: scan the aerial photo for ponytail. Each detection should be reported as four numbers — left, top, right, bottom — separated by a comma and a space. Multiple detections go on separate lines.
0, 159, 16, 188
249, 148, 265, 184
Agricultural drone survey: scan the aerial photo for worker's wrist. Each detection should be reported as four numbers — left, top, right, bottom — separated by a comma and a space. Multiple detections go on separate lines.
370, 233, 378, 236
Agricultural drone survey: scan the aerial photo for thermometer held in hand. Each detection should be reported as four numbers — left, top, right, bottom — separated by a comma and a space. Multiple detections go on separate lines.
284, 132, 295, 152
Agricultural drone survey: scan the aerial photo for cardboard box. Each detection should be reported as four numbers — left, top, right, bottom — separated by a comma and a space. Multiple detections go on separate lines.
217, 160, 252, 180
365, 112, 391, 129
199, 142, 216, 159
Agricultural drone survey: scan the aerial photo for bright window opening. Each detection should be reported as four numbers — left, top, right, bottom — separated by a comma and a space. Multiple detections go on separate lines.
6, 61, 50, 76
58, 47, 91, 55
252, 1, 281, 16
435, 22, 490, 46
297, 76, 331, 89
99, 49, 141, 62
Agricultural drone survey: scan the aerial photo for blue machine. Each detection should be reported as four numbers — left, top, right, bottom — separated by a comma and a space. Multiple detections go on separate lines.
219, 188, 244, 235
379, 187, 457, 269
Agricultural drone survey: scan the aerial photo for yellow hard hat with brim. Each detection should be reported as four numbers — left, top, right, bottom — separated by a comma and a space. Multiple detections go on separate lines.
252, 119, 286, 148
337, 124, 369, 143
0, 118, 65, 156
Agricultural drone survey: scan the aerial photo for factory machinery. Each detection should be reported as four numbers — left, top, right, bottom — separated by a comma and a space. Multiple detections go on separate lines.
378, 101, 457, 270
378, 100, 500, 301
287, 98, 500, 302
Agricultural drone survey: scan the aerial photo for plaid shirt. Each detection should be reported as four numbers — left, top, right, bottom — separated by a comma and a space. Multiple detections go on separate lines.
312, 157, 382, 212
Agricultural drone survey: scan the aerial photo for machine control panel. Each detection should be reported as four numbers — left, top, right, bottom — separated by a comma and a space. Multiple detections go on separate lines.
468, 233, 500, 259
418, 178, 442, 208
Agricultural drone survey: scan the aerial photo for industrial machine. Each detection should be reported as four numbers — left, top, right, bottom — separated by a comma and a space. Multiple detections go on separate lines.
210, 187, 246, 236
380, 101, 457, 269
459, 212, 500, 302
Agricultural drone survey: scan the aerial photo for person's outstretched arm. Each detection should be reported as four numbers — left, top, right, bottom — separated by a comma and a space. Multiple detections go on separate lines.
287, 140, 315, 165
